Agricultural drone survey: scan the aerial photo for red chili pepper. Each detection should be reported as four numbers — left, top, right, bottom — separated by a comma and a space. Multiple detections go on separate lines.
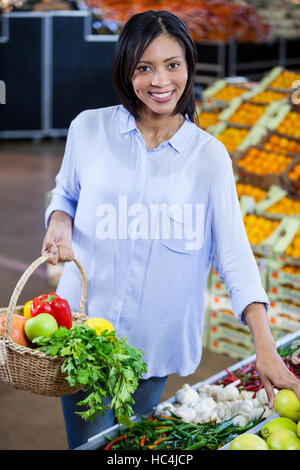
30, 293, 72, 329
225, 368, 238, 380
140, 436, 146, 446
104, 435, 128, 450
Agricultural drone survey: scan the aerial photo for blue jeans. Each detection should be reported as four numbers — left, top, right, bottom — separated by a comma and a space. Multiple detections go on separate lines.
61, 375, 169, 449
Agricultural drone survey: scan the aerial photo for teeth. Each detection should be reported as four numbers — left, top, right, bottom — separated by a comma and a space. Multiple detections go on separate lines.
151, 91, 173, 98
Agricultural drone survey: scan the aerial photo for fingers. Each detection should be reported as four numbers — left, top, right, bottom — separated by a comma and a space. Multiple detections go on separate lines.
41, 242, 74, 265
290, 380, 300, 402
57, 244, 75, 263
42, 241, 58, 265
261, 376, 275, 408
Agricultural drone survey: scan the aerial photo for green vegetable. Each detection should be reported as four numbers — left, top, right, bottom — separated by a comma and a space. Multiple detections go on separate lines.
102, 414, 265, 450
33, 324, 147, 426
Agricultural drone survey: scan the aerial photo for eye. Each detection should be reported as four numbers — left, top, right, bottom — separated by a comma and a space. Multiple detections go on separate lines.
168, 62, 180, 69
137, 65, 151, 72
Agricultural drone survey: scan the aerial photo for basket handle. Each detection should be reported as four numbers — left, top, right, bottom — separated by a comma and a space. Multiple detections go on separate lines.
4, 254, 87, 340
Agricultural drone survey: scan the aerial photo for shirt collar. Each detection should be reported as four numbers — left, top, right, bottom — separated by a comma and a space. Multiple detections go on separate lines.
119, 104, 194, 153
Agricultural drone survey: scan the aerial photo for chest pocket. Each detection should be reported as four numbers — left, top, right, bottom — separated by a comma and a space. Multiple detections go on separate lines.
159, 203, 204, 254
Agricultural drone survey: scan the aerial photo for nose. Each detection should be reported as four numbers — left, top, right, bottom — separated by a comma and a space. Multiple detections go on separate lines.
150, 67, 171, 87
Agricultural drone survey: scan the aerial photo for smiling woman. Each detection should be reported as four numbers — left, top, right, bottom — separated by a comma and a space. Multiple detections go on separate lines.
41, 9, 300, 451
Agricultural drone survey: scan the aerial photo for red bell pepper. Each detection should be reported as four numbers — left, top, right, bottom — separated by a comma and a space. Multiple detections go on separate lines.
30, 292, 72, 329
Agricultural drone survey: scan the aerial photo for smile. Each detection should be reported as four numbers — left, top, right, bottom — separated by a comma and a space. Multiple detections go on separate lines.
148, 90, 175, 102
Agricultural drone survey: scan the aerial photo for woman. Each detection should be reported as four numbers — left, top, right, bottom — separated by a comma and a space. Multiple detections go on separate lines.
42, 10, 300, 449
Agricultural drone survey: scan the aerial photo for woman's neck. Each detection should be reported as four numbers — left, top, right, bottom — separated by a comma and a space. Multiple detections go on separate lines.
135, 104, 185, 147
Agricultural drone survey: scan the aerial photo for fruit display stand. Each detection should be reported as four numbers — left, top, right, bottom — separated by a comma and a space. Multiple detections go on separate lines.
258, 66, 300, 93
74, 330, 300, 450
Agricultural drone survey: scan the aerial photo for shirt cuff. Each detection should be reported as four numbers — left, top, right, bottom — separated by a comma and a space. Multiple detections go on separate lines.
45, 195, 76, 229
231, 284, 270, 325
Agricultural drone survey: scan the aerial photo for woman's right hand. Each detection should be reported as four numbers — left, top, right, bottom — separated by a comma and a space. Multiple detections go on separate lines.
41, 211, 74, 265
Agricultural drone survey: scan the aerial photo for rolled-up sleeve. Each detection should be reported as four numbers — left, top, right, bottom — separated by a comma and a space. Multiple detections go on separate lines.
210, 151, 270, 324
45, 122, 80, 229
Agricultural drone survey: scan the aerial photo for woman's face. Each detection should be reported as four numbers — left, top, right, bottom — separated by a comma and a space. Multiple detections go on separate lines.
131, 34, 188, 118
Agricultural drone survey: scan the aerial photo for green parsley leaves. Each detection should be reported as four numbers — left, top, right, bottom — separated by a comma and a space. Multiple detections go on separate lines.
33, 324, 147, 426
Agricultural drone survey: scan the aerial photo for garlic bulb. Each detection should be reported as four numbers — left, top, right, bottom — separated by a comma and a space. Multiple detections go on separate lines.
192, 397, 217, 414
175, 384, 200, 406
248, 406, 265, 421
195, 409, 218, 424
240, 390, 255, 400
216, 402, 232, 421
232, 415, 249, 427
216, 382, 240, 402
256, 388, 268, 406
197, 384, 224, 399
155, 402, 175, 417
175, 404, 196, 422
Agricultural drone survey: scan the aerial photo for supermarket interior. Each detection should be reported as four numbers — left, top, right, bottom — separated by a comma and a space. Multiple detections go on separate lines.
1, 0, 300, 452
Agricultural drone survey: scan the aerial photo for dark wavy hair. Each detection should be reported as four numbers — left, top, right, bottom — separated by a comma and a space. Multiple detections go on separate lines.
112, 10, 199, 124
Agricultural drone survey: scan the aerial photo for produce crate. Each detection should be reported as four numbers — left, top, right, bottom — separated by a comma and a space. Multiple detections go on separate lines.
268, 261, 300, 287
219, 98, 273, 129
233, 146, 295, 191
201, 79, 251, 107
259, 66, 300, 93
255, 186, 300, 220
259, 131, 300, 156
282, 156, 300, 195
74, 330, 300, 450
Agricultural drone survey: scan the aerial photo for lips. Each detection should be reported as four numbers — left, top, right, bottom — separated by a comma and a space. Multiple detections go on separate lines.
148, 90, 175, 102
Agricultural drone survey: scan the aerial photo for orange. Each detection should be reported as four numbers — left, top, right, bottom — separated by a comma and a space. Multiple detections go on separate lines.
0, 314, 31, 347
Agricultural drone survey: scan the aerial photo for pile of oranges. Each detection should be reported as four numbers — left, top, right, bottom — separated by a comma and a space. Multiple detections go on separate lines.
216, 127, 249, 152
236, 182, 267, 203
268, 70, 300, 89
263, 134, 300, 155
211, 85, 247, 102
277, 111, 300, 139
237, 147, 293, 175
243, 214, 280, 245
250, 90, 289, 104
228, 102, 267, 127
288, 162, 300, 181
285, 228, 300, 259
197, 110, 220, 129
266, 196, 300, 216
280, 265, 300, 275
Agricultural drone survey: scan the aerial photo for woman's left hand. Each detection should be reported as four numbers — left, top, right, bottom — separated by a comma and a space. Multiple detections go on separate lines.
255, 345, 300, 408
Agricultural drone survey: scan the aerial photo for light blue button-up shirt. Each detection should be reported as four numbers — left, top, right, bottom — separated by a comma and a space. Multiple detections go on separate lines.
45, 104, 270, 379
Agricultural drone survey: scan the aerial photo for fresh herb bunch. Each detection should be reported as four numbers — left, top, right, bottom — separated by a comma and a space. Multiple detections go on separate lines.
33, 324, 147, 426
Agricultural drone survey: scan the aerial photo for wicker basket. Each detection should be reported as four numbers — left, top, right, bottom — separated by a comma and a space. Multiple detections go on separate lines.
0, 254, 89, 397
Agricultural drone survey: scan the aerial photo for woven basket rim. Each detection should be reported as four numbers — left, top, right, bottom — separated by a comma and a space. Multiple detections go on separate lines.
0, 306, 88, 361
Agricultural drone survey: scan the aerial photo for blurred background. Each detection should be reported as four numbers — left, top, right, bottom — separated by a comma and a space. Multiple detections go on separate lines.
1, 0, 300, 450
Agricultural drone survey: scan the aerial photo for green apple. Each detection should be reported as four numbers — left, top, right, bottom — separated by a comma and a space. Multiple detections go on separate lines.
25, 313, 58, 341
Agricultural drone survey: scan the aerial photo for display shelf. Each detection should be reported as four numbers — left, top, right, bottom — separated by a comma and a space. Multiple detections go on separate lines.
74, 330, 300, 450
